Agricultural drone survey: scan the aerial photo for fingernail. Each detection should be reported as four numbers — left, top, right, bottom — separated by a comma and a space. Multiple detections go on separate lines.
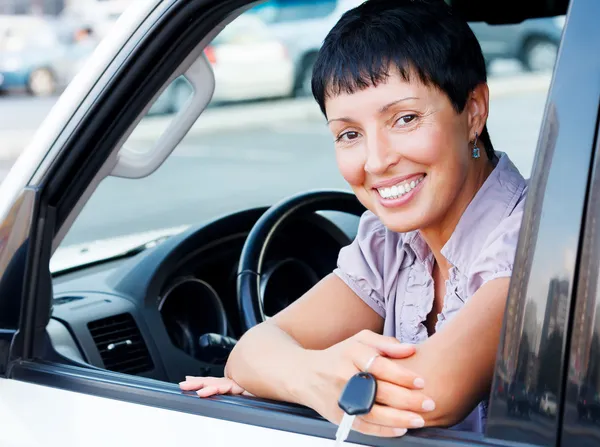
422, 399, 436, 411
410, 417, 425, 428
196, 387, 215, 397
185, 376, 193, 379
413, 378, 425, 388
393, 428, 407, 437
178, 381, 187, 386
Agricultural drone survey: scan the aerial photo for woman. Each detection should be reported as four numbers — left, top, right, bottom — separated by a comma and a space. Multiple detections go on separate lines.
180, 0, 527, 437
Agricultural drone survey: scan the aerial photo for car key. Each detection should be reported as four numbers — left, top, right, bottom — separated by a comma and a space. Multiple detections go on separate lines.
335, 372, 377, 445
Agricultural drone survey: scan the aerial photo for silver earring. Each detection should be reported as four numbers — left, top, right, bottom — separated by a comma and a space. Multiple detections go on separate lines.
472, 132, 480, 159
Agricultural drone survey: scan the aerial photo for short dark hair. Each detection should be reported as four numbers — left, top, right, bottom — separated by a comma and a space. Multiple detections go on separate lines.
311, 0, 494, 159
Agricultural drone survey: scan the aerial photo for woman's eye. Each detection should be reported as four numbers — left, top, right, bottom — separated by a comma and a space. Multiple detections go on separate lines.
336, 131, 360, 142
395, 114, 417, 126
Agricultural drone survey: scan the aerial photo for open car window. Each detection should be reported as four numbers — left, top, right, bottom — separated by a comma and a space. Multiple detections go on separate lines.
49, 5, 564, 261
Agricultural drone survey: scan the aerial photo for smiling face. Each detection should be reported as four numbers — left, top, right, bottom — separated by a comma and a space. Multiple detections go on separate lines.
325, 69, 489, 235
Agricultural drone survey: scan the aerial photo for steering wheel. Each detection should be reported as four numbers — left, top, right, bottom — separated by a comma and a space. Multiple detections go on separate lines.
236, 190, 366, 332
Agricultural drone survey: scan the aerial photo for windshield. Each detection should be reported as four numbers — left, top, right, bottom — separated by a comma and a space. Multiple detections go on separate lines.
0, 2, 564, 268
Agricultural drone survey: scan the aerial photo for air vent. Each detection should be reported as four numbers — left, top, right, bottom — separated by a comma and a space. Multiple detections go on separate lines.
88, 313, 154, 375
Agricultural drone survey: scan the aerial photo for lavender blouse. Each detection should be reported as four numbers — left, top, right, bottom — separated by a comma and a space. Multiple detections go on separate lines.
333, 152, 527, 432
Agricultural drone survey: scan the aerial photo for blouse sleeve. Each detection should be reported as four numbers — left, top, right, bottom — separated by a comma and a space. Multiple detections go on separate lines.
467, 209, 523, 296
333, 210, 388, 318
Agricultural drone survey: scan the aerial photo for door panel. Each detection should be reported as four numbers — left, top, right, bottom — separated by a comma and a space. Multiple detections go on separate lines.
486, 1, 600, 446
0, 377, 346, 447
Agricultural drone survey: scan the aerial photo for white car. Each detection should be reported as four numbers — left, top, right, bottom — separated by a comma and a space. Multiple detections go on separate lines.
0, 0, 594, 446
249, 0, 363, 97
149, 14, 295, 114
539, 392, 558, 416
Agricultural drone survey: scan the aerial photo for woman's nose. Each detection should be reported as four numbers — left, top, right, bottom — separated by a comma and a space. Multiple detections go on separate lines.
364, 132, 399, 175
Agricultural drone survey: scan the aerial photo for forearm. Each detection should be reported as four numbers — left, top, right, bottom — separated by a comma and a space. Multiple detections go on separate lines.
225, 320, 314, 405
394, 340, 492, 427
393, 279, 508, 427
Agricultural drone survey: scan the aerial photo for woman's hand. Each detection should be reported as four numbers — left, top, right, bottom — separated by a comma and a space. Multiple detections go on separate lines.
179, 375, 253, 397
301, 330, 436, 438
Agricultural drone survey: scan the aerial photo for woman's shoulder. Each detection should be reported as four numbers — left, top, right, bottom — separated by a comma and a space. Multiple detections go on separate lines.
337, 210, 412, 276
353, 210, 413, 255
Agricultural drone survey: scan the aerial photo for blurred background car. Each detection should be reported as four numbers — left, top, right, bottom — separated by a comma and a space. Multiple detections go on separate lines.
248, 0, 362, 97
539, 391, 558, 417
149, 15, 295, 114
470, 16, 565, 72
577, 386, 600, 422
0, 14, 95, 96
506, 382, 531, 417
248, 0, 564, 99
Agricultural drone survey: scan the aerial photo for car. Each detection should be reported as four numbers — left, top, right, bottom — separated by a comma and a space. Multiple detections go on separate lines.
576, 386, 600, 422
148, 14, 294, 114
249, 0, 363, 97
0, 15, 94, 96
539, 391, 558, 417
3, 0, 600, 446
506, 382, 531, 417
469, 16, 565, 72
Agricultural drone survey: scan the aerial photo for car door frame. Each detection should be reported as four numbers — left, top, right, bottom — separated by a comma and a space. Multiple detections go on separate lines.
0, 0, 594, 446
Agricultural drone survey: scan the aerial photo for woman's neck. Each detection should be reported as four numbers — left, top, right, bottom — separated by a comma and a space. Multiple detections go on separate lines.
419, 157, 496, 277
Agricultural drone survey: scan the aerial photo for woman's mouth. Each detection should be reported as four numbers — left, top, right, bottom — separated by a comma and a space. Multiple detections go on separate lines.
376, 174, 426, 200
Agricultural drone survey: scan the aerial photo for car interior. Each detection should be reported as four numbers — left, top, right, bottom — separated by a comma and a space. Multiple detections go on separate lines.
38, 0, 571, 431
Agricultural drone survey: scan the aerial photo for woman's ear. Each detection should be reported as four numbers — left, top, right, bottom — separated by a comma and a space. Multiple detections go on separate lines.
467, 83, 489, 138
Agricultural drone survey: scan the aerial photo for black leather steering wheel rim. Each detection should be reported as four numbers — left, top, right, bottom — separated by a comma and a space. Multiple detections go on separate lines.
236, 190, 366, 332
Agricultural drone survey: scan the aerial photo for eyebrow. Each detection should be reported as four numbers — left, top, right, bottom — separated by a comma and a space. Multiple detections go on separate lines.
326, 96, 419, 125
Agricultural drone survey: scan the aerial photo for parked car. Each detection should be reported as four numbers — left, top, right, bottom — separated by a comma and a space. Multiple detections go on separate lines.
0, 15, 95, 96
539, 391, 558, 416
577, 386, 600, 422
249, 0, 363, 97
149, 14, 294, 114
469, 16, 565, 72
3, 1, 600, 447
506, 382, 531, 416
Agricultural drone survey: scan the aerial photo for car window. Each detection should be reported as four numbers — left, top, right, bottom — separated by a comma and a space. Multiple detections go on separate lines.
0, 0, 568, 408
39, 7, 563, 253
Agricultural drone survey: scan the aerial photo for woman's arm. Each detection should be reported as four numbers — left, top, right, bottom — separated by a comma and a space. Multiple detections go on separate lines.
392, 277, 510, 427
225, 273, 385, 403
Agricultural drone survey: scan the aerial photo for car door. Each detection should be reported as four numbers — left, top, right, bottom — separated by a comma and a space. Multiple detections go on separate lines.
0, 0, 592, 446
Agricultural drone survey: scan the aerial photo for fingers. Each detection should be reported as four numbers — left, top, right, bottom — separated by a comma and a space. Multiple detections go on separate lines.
376, 380, 436, 414
351, 415, 408, 438
351, 342, 426, 390
359, 404, 426, 429
331, 407, 408, 438
179, 376, 208, 391
355, 330, 416, 360
179, 376, 246, 396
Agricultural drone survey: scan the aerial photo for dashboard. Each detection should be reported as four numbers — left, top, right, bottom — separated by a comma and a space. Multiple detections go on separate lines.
48, 207, 359, 383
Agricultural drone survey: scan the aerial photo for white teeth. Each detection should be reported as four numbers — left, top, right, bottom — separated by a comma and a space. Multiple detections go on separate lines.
377, 175, 424, 200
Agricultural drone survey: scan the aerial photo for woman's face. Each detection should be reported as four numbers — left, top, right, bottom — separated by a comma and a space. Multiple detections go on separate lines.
325, 71, 484, 234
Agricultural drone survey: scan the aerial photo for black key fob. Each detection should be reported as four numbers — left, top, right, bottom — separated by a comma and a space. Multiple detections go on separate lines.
338, 372, 377, 416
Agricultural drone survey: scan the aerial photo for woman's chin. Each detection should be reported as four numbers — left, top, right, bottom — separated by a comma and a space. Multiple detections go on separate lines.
376, 212, 422, 234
